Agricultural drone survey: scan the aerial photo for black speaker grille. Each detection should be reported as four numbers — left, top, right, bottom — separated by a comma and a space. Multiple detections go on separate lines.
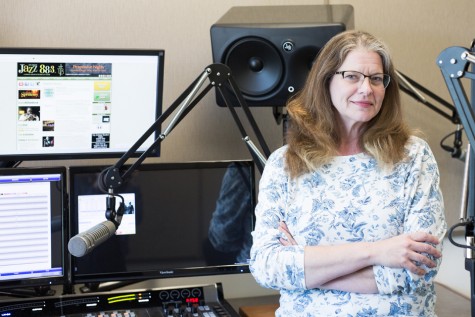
225, 37, 284, 98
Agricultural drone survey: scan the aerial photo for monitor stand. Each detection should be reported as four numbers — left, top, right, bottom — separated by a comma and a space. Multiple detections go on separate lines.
0, 285, 55, 298
0, 161, 20, 168
79, 280, 144, 293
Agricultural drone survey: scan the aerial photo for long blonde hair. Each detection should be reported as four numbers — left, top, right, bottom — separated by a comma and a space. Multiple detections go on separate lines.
285, 30, 411, 178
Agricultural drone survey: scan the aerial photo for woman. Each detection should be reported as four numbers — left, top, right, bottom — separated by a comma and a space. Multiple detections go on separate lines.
249, 30, 447, 316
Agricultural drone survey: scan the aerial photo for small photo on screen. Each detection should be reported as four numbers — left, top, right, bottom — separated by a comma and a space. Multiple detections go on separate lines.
43, 136, 54, 147
18, 106, 40, 121
43, 120, 55, 131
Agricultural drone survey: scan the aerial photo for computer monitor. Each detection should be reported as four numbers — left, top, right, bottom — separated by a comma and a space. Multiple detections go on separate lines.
68, 160, 255, 285
0, 48, 164, 161
0, 167, 67, 291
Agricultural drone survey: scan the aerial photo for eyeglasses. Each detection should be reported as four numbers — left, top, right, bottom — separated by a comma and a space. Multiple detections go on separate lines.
334, 70, 391, 89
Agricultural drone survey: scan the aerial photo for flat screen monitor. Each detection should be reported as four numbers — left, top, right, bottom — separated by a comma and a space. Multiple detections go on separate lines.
0, 48, 164, 161
0, 167, 67, 290
69, 160, 255, 284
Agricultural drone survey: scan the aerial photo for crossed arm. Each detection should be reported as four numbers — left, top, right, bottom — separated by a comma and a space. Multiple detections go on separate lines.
278, 221, 442, 293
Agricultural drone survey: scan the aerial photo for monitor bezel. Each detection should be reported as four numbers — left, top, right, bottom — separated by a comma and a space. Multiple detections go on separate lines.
0, 166, 68, 291
0, 47, 165, 162
68, 160, 256, 285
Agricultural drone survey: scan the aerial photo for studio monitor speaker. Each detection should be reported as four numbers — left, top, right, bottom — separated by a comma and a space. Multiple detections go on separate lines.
210, 5, 354, 107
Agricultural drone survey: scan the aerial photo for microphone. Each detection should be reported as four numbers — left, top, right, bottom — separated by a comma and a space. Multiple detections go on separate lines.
68, 220, 117, 257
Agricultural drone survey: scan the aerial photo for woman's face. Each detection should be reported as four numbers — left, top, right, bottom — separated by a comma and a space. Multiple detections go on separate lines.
329, 48, 386, 132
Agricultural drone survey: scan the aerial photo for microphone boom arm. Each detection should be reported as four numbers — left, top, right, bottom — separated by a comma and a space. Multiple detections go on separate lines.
437, 47, 475, 149
437, 44, 475, 317
100, 63, 270, 198
69, 64, 271, 258
396, 68, 467, 159
396, 69, 460, 124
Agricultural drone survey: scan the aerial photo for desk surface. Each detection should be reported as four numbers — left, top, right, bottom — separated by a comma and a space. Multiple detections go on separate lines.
227, 283, 470, 317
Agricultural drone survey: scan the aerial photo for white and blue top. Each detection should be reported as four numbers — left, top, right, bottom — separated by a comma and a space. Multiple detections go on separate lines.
250, 136, 447, 317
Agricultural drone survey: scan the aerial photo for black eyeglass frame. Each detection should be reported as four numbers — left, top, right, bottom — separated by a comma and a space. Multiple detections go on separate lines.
334, 70, 391, 89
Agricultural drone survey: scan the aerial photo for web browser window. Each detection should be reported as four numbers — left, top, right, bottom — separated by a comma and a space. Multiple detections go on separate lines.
0, 49, 164, 160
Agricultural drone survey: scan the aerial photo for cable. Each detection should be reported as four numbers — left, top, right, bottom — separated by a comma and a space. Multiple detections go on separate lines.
448, 220, 475, 250
440, 130, 457, 153
440, 126, 465, 160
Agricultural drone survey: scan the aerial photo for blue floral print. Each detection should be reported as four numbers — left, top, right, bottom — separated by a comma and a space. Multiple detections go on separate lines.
250, 136, 447, 316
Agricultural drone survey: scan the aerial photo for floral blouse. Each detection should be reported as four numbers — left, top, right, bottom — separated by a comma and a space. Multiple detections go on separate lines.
250, 136, 447, 317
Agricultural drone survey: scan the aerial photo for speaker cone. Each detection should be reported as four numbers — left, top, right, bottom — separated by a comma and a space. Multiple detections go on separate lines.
224, 37, 284, 100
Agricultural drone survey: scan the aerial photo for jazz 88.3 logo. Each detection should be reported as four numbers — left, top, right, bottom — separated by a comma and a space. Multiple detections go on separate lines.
17, 63, 65, 77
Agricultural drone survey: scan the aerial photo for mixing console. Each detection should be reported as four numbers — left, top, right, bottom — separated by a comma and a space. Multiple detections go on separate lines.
0, 283, 238, 317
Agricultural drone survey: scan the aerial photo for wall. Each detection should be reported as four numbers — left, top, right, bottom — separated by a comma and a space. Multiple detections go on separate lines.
0, 0, 473, 299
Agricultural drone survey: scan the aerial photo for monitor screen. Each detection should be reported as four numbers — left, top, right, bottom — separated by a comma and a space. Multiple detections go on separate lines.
0, 48, 164, 161
0, 167, 67, 290
69, 160, 255, 284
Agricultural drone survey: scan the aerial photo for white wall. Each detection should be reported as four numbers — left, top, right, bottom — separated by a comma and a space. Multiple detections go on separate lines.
0, 0, 473, 299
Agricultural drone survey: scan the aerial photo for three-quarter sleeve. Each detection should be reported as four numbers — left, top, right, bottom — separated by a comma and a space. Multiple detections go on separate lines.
250, 147, 307, 291
373, 138, 447, 295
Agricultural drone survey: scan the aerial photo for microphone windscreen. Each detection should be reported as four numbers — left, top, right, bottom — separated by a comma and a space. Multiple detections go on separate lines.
68, 221, 117, 257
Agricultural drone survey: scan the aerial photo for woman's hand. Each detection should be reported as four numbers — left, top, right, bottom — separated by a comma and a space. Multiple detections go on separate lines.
370, 231, 442, 275
278, 221, 297, 246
